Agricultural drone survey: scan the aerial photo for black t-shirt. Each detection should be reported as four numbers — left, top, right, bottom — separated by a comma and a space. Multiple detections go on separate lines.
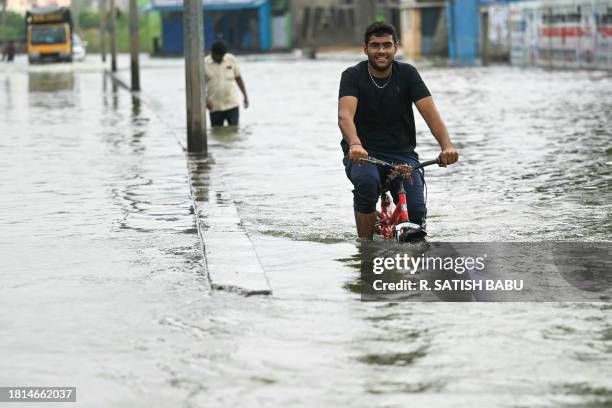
338, 60, 431, 154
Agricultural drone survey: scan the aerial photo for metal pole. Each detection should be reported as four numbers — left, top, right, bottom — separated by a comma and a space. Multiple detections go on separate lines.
72, 0, 80, 35
481, 9, 489, 66
129, 0, 140, 90
183, 0, 207, 153
110, 0, 117, 72
99, 0, 106, 62
446, 0, 456, 61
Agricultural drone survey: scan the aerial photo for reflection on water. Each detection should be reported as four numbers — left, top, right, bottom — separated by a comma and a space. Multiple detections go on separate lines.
0, 57, 610, 407
1, 70, 209, 405
131, 95, 141, 120
357, 346, 428, 367
187, 153, 213, 203
4, 77, 12, 108
28, 71, 74, 92
209, 125, 247, 148
28, 72, 76, 111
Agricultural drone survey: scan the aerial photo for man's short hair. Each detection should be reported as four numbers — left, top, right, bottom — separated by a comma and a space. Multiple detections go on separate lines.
364, 21, 398, 45
211, 40, 227, 56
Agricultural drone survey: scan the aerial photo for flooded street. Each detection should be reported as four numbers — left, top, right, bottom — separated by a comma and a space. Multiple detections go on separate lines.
1, 55, 611, 407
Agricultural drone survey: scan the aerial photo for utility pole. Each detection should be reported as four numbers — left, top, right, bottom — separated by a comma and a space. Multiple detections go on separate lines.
99, 0, 106, 62
72, 0, 80, 35
128, 0, 140, 90
182, 0, 207, 153
109, 0, 117, 72
481, 9, 489, 66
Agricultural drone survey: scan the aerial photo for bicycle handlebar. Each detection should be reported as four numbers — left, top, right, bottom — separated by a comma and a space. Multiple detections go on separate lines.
412, 159, 440, 170
358, 157, 441, 172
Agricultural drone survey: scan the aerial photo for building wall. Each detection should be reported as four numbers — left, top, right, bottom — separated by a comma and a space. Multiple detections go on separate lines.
510, 0, 612, 70
272, 13, 291, 48
271, 0, 290, 48
482, 4, 511, 61
158, 4, 274, 55
291, 0, 377, 47
161, 12, 183, 54
399, 0, 447, 59
447, 0, 480, 64
30, 0, 71, 8
6, 0, 30, 14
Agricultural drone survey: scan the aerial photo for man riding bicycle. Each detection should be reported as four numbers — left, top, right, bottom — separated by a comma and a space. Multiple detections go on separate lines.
338, 21, 459, 240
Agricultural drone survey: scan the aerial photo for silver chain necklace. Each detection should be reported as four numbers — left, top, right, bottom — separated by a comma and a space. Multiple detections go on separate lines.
368, 67, 392, 89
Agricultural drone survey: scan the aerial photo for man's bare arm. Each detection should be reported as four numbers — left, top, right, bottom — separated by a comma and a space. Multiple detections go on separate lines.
338, 96, 359, 145
338, 96, 368, 161
415, 96, 459, 165
235, 76, 249, 108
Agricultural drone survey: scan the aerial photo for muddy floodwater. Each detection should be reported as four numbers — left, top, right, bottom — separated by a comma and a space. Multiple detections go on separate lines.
1, 55, 611, 407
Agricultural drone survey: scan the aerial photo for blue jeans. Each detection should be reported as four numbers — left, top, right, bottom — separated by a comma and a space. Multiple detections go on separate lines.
342, 149, 426, 225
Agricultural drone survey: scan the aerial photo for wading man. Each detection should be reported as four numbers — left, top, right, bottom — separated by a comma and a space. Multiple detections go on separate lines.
338, 22, 459, 240
204, 40, 249, 127
2, 41, 16, 62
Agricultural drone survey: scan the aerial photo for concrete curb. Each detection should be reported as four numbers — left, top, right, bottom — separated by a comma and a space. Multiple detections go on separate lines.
186, 155, 272, 296
104, 70, 272, 296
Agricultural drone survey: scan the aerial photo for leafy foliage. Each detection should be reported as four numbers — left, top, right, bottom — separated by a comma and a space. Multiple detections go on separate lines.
0, 11, 26, 42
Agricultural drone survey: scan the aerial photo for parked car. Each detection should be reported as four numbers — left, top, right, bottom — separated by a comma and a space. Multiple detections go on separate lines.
72, 33, 87, 61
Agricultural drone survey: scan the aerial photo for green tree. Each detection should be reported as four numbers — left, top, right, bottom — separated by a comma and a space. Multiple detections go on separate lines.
79, 9, 160, 53
79, 11, 100, 30
0, 11, 25, 43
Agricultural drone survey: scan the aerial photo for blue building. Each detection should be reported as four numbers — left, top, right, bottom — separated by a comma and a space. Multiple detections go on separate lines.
147, 0, 273, 55
447, 0, 526, 64
400, 0, 526, 65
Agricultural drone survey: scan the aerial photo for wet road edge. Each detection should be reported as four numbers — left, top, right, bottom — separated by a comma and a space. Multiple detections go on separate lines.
105, 70, 272, 296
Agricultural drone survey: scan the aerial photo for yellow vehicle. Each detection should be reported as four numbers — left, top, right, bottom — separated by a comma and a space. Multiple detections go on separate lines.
25, 8, 73, 63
